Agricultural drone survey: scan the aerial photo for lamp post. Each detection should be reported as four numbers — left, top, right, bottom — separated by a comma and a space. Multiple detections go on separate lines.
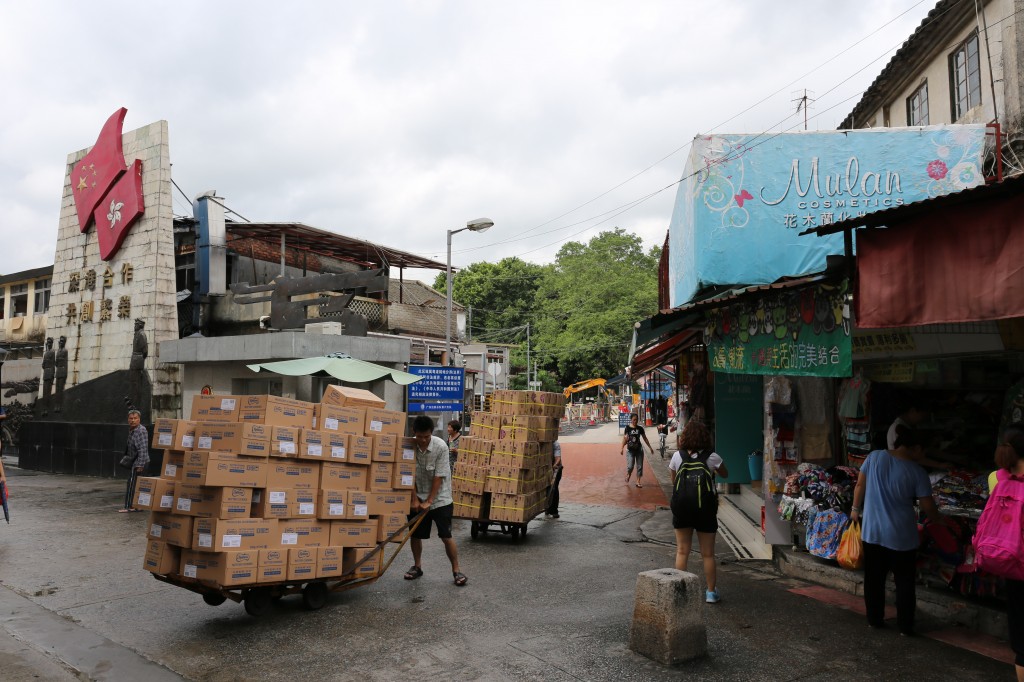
446, 217, 493, 365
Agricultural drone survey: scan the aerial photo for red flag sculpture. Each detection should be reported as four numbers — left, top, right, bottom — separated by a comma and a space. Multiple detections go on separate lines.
70, 108, 146, 260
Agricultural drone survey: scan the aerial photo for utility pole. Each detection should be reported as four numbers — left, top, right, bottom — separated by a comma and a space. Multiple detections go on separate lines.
526, 323, 531, 390
792, 89, 815, 130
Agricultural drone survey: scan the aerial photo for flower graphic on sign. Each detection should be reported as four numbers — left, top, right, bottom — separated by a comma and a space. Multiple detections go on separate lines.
107, 198, 124, 229
950, 161, 979, 189
926, 159, 948, 180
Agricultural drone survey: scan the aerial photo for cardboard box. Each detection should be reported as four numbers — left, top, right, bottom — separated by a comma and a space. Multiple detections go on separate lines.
252, 488, 291, 519
452, 463, 487, 496
193, 518, 279, 552
347, 490, 370, 519
174, 484, 253, 518
269, 426, 301, 457
180, 549, 259, 586
152, 419, 177, 449
148, 512, 195, 548
368, 463, 394, 492
489, 491, 545, 524
320, 463, 367, 491
399, 438, 417, 464
237, 394, 308, 413
452, 491, 488, 520
329, 519, 379, 547
134, 477, 176, 511
364, 407, 406, 437
153, 420, 197, 450
291, 488, 317, 518
316, 489, 348, 520
299, 431, 351, 462
143, 540, 181, 574
287, 547, 317, 581
510, 415, 558, 443
321, 385, 386, 409
342, 547, 380, 577
161, 451, 185, 480
193, 422, 271, 453
349, 435, 373, 465
458, 438, 493, 467
262, 399, 313, 429
377, 514, 408, 543
266, 461, 320, 490
189, 395, 240, 422
257, 548, 288, 583
371, 434, 398, 462
319, 404, 365, 437
182, 452, 268, 488
279, 519, 329, 547
317, 546, 344, 578
366, 491, 412, 516
392, 460, 416, 490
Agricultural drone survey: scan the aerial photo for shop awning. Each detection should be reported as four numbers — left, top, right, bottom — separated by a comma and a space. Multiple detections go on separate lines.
630, 329, 701, 377
247, 356, 423, 385
855, 187, 1024, 327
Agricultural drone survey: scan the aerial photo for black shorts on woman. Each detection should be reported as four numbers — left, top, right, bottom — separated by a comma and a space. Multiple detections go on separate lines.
671, 499, 718, 533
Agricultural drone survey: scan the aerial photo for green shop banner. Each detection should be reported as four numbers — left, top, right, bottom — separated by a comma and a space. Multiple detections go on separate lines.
704, 280, 852, 377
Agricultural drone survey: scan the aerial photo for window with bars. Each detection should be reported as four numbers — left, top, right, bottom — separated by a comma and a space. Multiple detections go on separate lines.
906, 81, 929, 126
949, 32, 981, 120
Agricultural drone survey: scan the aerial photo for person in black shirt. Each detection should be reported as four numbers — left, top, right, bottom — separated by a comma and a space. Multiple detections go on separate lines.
621, 413, 653, 488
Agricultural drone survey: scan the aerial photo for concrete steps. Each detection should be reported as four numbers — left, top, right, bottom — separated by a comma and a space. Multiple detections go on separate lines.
717, 485, 772, 561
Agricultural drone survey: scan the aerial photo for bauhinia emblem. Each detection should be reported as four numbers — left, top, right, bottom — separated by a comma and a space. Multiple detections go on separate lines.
69, 108, 146, 261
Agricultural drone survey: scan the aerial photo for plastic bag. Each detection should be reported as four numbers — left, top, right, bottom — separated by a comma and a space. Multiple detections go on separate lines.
837, 520, 863, 570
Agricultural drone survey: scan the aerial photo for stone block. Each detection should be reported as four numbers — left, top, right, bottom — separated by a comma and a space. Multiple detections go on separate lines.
629, 569, 707, 665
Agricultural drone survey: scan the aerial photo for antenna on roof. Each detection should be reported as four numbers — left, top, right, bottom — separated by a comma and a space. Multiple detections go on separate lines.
792, 89, 815, 131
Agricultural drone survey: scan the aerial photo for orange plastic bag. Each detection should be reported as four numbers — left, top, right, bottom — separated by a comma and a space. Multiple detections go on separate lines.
837, 520, 863, 570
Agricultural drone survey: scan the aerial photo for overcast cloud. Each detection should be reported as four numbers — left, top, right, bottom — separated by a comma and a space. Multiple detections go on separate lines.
1, 0, 934, 281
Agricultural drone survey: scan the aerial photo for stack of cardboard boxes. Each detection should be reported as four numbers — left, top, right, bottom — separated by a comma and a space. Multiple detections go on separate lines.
141, 386, 413, 588
452, 389, 565, 524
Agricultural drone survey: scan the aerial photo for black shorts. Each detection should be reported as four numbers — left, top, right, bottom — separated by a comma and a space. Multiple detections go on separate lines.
671, 500, 719, 533
410, 503, 454, 539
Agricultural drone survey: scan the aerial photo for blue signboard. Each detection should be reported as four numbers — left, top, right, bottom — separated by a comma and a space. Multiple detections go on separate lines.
407, 366, 465, 412
618, 412, 631, 430
669, 126, 988, 306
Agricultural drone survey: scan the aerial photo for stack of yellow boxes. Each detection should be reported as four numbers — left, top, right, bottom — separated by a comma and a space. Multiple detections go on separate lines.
140, 386, 411, 588
452, 389, 564, 523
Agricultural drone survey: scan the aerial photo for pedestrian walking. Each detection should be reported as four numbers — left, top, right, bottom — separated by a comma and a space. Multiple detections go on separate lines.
119, 409, 149, 513
980, 422, 1024, 681
668, 419, 728, 603
851, 425, 944, 635
404, 415, 467, 586
545, 440, 562, 518
621, 412, 652, 488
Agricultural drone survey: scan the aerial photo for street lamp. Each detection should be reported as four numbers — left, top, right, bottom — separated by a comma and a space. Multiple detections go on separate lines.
446, 217, 493, 365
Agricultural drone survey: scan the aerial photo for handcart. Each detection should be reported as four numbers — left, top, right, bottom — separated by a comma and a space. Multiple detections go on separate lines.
465, 517, 530, 541
151, 512, 425, 617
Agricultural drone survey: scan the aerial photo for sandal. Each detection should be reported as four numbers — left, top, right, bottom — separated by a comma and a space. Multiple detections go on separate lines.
636, 482, 643, 488
404, 565, 423, 580
453, 572, 468, 587
117, 508, 130, 513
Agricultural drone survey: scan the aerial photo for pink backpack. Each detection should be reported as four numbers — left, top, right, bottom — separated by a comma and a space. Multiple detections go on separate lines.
973, 469, 1024, 580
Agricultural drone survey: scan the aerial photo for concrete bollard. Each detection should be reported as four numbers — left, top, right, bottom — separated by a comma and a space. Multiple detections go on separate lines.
629, 568, 707, 665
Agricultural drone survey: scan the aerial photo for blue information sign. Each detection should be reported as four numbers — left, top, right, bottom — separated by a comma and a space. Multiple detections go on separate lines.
407, 366, 465, 412
618, 412, 631, 430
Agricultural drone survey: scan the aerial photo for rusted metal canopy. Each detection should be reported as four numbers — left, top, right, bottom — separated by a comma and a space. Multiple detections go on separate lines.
225, 222, 448, 270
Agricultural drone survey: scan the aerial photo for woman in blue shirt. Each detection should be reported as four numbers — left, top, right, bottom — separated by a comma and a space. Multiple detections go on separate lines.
850, 426, 944, 636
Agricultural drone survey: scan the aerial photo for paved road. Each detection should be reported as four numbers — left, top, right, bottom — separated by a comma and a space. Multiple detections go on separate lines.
0, 430, 1013, 681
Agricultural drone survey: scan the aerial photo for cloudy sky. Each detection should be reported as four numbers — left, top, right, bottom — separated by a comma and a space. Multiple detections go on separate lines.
1, 0, 935, 281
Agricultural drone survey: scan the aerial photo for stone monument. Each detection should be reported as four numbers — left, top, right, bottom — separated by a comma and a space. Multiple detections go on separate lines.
40, 337, 54, 416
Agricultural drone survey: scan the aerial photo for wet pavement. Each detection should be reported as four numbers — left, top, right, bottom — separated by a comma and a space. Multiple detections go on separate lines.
0, 426, 1015, 681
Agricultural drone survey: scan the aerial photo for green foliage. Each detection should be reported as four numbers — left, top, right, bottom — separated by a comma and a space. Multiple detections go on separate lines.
437, 229, 660, 390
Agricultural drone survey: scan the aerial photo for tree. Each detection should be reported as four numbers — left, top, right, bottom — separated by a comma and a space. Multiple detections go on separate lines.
433, 258, 548, 341
533, 229, 660, 386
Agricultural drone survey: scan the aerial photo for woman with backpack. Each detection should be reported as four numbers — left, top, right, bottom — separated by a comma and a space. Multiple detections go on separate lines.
850, 425, 944, 636
668, 420, 728, 604
981, 423, 1024, 681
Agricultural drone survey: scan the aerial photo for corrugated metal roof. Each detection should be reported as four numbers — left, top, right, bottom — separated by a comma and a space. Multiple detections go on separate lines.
225, 222, 448, 270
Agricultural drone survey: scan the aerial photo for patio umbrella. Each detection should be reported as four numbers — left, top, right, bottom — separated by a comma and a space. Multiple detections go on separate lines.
1, 480, 9, 524
247, 355, 423, 385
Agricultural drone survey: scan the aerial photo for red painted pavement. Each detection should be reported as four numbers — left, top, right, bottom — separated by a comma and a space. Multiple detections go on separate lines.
790, 585, 1013, 664
559, 441, 668, 510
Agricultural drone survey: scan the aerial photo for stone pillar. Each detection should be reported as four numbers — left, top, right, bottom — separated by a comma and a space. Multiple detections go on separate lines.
629, 569, 707, 665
